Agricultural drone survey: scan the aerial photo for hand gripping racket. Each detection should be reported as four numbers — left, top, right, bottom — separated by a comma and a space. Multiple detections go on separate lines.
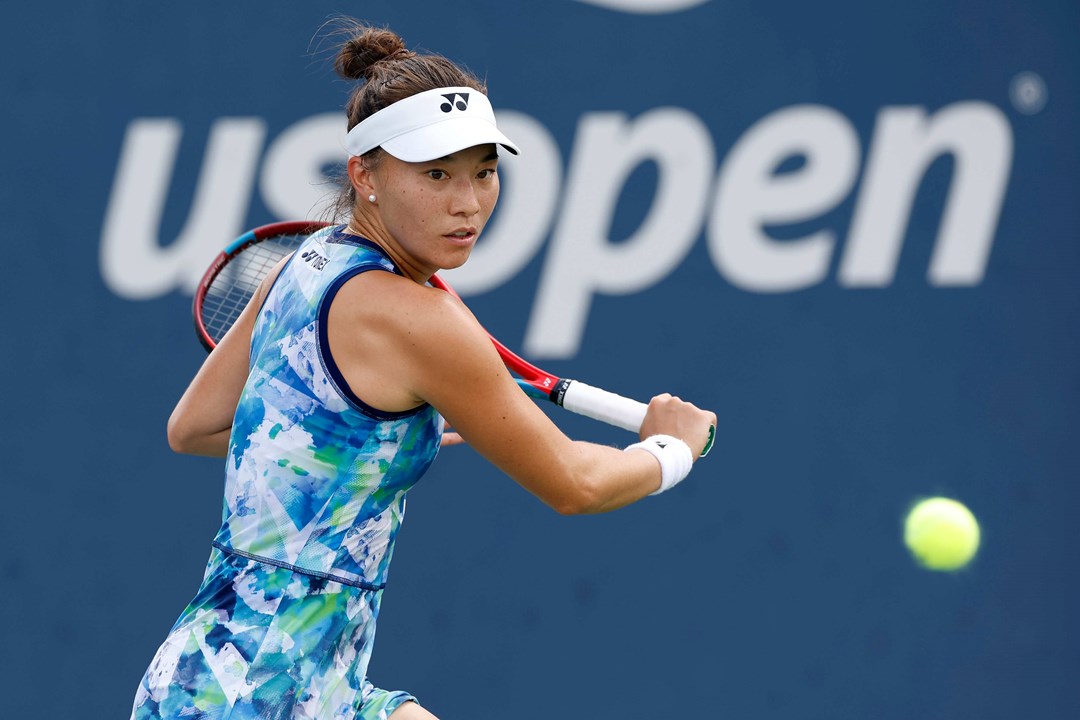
194, 221, 714, 456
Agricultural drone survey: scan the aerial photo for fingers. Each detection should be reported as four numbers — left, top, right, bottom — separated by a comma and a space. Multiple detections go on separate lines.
640, 393, 716, 459
441, 431, 466, 447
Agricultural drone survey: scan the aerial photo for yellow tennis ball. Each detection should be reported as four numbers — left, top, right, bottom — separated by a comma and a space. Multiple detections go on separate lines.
903, 497, 980, 571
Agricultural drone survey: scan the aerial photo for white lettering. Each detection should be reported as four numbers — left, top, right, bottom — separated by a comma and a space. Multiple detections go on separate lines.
708, 105, 860, 292
260, 113, 343, 222
100, 118, 266, 299
100, 100, 1014, 360
524, 108, 715, 358
840, 102, 1013, 286
573, 0, 712, 13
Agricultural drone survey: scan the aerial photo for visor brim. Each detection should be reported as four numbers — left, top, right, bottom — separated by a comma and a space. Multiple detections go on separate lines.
380, 116, 520, 162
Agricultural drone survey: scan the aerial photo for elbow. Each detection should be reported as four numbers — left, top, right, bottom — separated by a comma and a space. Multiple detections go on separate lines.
552, 498, 591, 516
550, 477, 603, 516
166, 415, 189, 454
166, 411, 200, 455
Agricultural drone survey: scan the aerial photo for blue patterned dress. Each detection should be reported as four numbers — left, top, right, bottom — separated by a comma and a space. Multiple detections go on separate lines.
132, 226, 443, 720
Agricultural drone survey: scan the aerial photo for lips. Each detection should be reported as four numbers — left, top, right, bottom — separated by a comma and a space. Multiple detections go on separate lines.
444, 228, 477, 245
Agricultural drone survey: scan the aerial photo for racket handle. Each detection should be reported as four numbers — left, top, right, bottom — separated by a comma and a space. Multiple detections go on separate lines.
555, 380, 648, 434
554, 379, 716, 458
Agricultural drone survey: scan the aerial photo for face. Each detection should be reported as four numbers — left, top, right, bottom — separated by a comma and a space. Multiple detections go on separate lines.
358, 144, 501, 281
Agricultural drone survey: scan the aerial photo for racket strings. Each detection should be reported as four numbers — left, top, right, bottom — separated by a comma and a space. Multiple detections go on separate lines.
201, 234, 307, 344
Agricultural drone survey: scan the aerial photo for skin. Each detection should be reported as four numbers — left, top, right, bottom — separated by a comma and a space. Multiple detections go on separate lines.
168, 141, 716, 720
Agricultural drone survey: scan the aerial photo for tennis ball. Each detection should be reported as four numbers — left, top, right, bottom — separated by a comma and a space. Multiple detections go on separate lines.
903, 497, 980, 571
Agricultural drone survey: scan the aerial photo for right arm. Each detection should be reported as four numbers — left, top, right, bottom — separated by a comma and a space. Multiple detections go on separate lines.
329, 272, 716, 514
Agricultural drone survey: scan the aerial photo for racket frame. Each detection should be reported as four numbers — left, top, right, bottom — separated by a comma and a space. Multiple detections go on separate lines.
193, 221, 331, 352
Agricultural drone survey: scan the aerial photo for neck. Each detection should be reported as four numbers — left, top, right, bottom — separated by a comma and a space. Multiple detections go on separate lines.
344, 212, 430, 284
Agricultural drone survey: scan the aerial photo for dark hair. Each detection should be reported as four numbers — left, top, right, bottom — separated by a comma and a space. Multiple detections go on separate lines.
326, 20, 487, 221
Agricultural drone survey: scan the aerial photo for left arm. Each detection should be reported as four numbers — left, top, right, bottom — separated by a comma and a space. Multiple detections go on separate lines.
166, 257, 288, 457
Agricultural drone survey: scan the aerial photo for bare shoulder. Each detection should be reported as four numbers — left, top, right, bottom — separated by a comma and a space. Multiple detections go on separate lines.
327, 270, 501, 409
332, 270, 484, 346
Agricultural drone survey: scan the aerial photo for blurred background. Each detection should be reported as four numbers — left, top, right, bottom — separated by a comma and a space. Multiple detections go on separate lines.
1, 0, 1077, 717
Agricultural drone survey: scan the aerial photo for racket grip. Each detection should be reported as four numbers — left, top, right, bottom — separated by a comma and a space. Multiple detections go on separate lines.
555, 380, 716, 458
556, 380, 648, 434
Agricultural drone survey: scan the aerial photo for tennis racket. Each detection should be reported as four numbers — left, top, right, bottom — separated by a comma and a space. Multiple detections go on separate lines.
194, 221, 714, 456
194, 220, 328, 352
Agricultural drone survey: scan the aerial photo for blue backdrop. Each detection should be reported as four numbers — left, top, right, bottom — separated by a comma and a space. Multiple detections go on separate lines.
2, 1, 1078, 718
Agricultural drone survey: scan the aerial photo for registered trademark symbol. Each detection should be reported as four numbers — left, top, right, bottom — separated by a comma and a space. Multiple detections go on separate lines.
1009, 71, 1047, 115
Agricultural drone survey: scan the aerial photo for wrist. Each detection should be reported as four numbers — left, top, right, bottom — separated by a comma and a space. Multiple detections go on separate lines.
624, 435, 694, 495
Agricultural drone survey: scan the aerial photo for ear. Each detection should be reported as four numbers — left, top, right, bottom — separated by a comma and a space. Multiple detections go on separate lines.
347, 156, 377, 198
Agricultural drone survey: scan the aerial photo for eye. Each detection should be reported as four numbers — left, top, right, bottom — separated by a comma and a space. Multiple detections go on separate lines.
426, 169, 448, 180
477, 168, 497, 180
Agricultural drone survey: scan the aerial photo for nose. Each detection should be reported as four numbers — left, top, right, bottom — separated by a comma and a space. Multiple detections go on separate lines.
449, 177, 482, 217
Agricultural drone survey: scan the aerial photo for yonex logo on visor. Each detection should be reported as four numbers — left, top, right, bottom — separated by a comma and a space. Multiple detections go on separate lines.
345, 86, 519, 162
441, 93, 469, 112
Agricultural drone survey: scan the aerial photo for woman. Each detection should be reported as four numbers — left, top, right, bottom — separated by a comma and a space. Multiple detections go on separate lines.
132, 20, 715, 720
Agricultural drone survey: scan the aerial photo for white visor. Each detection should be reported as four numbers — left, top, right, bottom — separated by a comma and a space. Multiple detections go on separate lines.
345, 86, 520, 162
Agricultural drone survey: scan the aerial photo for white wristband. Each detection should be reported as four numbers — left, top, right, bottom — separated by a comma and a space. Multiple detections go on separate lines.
625, 435, 694, 495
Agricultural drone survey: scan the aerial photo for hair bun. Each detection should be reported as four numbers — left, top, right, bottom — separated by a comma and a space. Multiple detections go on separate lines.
335, 25, 415, 81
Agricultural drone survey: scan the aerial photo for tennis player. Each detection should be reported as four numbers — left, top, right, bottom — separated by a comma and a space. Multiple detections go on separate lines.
131, 19, 716, 720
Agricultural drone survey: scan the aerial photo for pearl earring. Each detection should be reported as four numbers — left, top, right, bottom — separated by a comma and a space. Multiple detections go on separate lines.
368, 194, 377, 203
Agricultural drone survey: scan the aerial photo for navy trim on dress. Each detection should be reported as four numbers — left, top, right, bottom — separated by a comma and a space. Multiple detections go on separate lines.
212, 541, 386, 592
316, 240, 430, 421
325, 226, 394, 258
